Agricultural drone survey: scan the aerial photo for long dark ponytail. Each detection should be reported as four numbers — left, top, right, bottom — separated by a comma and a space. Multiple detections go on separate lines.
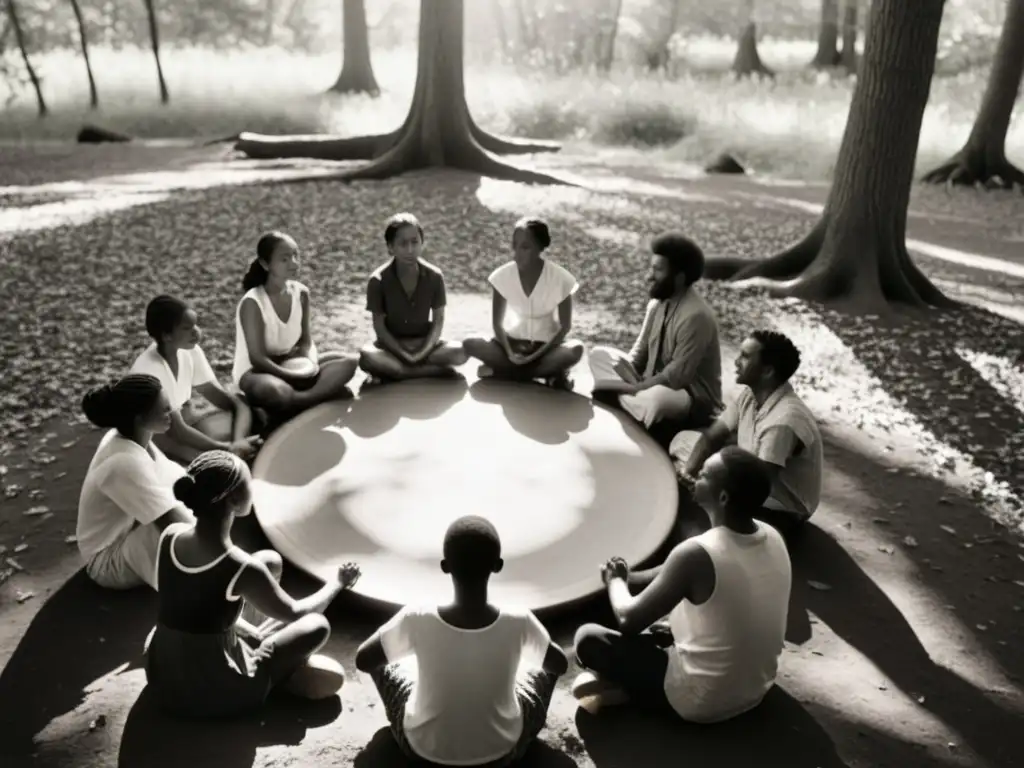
242, 231, 290, 293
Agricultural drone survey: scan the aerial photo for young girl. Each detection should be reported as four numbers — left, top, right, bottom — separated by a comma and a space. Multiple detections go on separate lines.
77, 374, 195, 590
233, 231, 358, 421
131, 294, 262, 464
145, 449, 362, 718
463, 218, 584, 390
355, 516, 569, 766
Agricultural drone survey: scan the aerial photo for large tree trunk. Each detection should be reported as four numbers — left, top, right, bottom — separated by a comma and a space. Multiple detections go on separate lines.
597, 0, 624, 73
238, 0, 567, 185
329, 0, 379, 95
811, 0, 840, 68
732, 0, 774, 78
706, 0, 955, 312
143, 0, 169, 104
838, 0, 858, 72
922, 0, 1024, 189
6, 0, 45, 116
68, 0, 98, 108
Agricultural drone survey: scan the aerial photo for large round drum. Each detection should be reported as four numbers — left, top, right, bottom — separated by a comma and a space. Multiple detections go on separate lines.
251, 377, 678, 612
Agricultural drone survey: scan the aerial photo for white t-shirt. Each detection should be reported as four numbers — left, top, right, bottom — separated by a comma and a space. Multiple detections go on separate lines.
488, 260, 579, 342
130, 342, 217, 411
379, 605, 551, 766
77, 430, 190, 561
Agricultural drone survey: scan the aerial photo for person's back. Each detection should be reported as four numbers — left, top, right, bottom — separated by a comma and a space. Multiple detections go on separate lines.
387, 605, 549, 763
356, 515, 568, 766
665, 521, 791, 722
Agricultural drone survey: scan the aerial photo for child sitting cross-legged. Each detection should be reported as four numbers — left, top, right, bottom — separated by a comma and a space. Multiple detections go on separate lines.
355, 516, 569, 766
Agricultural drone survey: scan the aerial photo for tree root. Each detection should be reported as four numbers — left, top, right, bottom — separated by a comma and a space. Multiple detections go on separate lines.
233, 130, 400, 161
469, 118, 561, 155
921, 150, 1024, 190
703, 220, 823, 282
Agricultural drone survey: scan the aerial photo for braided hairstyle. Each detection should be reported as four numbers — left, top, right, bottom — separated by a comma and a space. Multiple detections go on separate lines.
81, 374, 163, 437
172, 449, 251, 517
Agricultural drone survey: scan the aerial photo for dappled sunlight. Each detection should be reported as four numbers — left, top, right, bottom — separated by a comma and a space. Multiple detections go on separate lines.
956, 348, 1024, 416
763, 310, 1024, 534
0, 192, 168, 240
33, 664, 145, 748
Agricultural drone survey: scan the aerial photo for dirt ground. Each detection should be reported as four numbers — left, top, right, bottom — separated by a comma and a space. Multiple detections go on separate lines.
1, 145, 1022, 768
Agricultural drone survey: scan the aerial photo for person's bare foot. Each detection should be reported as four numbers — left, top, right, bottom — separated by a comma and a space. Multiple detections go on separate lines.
572, 671, 630, 712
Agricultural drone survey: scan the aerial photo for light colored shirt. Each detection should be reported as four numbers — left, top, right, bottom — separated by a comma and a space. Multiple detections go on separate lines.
77, 431, 189, 561
130, 342, 216, 411
664, 523, 791, 722
378, 604, 551, 766
488, 259, 578, 342
721, 383, 823, 519
232, 280, 316, 384
628, 287, 722, 413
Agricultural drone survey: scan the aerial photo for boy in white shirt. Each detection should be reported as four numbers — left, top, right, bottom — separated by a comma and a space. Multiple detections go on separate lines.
355, 516, 569, 766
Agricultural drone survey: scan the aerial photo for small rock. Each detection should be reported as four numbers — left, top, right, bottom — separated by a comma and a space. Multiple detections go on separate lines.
940, 525, 957, 535
64, 535, 78, 545
903, 535, 919, 547
878, 545, 895, 555
23, 506, 49, 516
15, 590, 35, 603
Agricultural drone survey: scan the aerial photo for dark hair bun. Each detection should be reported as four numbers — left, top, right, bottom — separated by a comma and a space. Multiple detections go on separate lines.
173, 474, 198, 507
81, 384, 118, 429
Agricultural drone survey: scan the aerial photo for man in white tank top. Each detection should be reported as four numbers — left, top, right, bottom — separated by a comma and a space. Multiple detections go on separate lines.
572, 446, 792, 722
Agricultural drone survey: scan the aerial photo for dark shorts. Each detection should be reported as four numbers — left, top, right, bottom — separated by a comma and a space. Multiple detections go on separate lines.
371, 663, 558, 766
573, 623, 672, 711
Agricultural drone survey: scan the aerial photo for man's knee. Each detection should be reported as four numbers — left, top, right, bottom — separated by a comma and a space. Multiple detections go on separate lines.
573, 623, 608, 668
587, 345, 615, 368
462, 337, 492, 358
244, 377, 294, 411
253, 549, 284, 579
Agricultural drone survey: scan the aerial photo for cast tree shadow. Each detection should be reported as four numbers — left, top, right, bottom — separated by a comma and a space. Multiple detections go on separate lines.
783, 436, 1024, 768
353, 726, 579, 768
821, 302, 1024, 506
118, 688, 342, 768
0, 570, 154, 760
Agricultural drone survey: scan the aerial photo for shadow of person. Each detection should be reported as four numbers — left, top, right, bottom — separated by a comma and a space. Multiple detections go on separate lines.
254, 400, 353, 487
117, 686, 342, 768
353, 725, 580, 768
344, 377, 470, 439
468, 379, 594, 446
0, 570, 154, 759
575, 686, 848, 768
791, 523, 1024, 768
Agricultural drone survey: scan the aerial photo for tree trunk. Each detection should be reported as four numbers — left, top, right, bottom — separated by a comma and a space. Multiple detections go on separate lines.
646, 0, 681, 72
238, 0, 568, 185
329, 0, 379, 95
6, 0, 45, 116
143, 0, 169, 104
838, 0, 858, 72
491, 0, 510, 59
706, 0, 956, 312
68, 0, 98, 108
732, 1, 774, 78
598, 0, 624, 73
264, 0, 276, 46
922, 0, 1024, 189
811, 0, 840, 68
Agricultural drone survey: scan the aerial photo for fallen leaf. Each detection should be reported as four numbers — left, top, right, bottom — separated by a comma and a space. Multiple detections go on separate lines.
13, 543, 28, 553
23, 505, 49, 516
807, 580, 832, 591
903, 535, 919, 547
940, 525, 957, 535
15, 590, 35, 603
878, 545, 895, 555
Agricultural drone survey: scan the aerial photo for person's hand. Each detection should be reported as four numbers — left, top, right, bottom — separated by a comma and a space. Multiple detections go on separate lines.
337, 562, 361, 590
508, 351, 529, 366
612, 359, 640, 384
229, 436, 263, 459
600, 556, 629, 585
677, 470, 697, 492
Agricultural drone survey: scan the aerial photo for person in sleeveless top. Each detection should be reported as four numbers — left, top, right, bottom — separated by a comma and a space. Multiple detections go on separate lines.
354, 516, 569, 766
358, 213, 468, 385
571, 447, 792, 722
463, 218, 584, 390
233, 231, 357, 424
144, 450, 362, 718
130, 295, 263, 464
77, 374, 196, 590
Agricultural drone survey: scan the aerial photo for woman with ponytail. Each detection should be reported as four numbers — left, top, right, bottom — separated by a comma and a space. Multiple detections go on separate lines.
145, 450, 361, 717
232, 231, 357, 422
77, 374, 197, 590
131, 294, 263, 464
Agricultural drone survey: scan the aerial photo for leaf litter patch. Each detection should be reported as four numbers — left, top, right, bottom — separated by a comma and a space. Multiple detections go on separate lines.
0, 165, 1021, 536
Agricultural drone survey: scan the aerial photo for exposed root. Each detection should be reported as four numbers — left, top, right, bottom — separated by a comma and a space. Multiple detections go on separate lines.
921, 150, 1024, 190
233, 130, 399, 161
702, 256, 752, 281
469, 118, 561, 155
464, 149, 578, 185
704, 221, 823, 283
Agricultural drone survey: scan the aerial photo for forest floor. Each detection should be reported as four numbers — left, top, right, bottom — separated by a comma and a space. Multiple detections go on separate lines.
0, 143, 1022, 768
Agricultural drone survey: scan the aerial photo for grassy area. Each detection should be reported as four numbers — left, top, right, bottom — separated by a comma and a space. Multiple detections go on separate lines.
2, 38, 1021, 181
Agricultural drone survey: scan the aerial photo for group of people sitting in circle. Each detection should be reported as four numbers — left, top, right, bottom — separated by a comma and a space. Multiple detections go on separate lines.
73, 210, 824, 766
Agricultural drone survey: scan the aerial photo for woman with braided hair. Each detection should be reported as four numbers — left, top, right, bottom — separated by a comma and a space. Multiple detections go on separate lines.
77, 374, 196, 590
144, 450, 361, 717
